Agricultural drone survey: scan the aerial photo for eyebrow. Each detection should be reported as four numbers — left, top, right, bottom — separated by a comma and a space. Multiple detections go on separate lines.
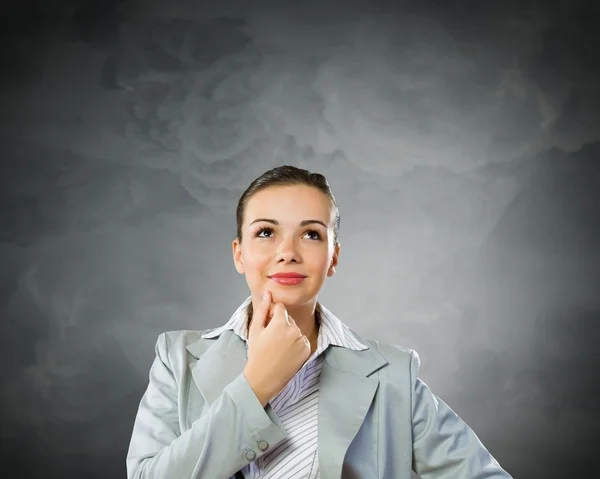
249, 218, 328, 228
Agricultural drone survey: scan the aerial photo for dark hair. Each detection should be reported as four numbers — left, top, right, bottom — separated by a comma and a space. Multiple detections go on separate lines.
235, 165, 340, 245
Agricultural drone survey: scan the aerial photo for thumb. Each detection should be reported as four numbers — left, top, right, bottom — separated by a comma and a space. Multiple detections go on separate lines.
248, 290, 271, 338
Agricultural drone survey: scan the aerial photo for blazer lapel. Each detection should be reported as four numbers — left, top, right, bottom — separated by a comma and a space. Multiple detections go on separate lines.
186, 330, 247, 406
318, 341, 388, 479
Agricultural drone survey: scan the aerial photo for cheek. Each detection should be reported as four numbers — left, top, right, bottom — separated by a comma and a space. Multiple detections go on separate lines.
309, 253, 332, 273
241, 248, 270, 273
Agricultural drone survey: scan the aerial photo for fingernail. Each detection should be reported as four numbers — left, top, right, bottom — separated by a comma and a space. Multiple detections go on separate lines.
263, 290, 269, 300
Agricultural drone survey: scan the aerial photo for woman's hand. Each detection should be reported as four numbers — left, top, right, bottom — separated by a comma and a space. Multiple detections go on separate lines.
243, 290, 311, 407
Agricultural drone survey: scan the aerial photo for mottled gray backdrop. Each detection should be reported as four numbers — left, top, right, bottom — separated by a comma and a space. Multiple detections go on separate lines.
1, 0, 599, 477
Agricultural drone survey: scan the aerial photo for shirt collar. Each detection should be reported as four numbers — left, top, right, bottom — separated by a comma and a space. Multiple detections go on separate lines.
201, 295, 368, 352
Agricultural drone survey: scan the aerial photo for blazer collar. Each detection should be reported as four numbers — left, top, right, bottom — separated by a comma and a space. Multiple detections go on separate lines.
186, 329, 388, 479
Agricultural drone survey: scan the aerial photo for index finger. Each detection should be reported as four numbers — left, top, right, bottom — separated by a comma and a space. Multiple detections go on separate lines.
248, 289, 271, 338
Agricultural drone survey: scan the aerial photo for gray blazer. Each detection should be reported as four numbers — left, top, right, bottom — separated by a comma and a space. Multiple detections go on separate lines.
126, 328, 513, 479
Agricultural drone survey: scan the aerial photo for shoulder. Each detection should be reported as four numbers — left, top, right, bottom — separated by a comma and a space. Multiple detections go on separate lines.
161, 328, 216, 345
153, 328, 221, 361
359, 334, 422, 378
351, 327, 419, 364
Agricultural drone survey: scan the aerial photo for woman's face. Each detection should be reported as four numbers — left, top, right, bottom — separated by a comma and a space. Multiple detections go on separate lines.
232, 184, 339, 308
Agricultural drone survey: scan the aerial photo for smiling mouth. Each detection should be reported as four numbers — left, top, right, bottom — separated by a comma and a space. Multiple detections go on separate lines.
269, 277, 306, 285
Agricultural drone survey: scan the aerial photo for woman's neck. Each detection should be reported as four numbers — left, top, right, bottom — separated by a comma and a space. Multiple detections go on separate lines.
288, 304, 320, 354
247, 300, 321, 354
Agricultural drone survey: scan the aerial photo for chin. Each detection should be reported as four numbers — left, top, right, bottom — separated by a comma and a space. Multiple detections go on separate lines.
269, 290, 314, 307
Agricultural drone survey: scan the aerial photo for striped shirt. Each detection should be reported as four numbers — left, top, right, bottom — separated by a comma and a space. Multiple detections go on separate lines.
201, 295, 368, 479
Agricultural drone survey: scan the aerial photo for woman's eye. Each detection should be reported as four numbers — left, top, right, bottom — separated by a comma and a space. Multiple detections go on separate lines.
255, 227, 273, 238
305, 229, 322, 240
254, 228, 322, 240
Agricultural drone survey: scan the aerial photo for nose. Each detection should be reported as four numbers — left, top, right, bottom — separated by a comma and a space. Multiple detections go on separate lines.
276, 236, 300, 263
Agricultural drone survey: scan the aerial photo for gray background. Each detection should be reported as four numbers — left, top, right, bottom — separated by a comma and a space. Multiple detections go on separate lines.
1, 0, 599, 477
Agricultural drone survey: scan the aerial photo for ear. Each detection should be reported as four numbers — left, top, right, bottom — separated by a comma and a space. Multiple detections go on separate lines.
232, 238, 245, 274
327, 242, 340, 277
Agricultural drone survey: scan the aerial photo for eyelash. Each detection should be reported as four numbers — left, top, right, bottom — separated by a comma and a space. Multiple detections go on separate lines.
254, 227, 322, 241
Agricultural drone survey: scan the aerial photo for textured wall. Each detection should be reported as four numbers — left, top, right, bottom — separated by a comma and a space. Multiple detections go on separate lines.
1, 0, 599, 477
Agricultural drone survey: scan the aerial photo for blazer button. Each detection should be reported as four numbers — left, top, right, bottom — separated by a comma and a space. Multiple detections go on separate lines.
258, 440, 269, 451
245, 450, 256, 461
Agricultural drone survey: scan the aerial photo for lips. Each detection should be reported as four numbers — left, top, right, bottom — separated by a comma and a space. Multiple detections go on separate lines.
269, 275, 306, 286
268, 273, 307, 279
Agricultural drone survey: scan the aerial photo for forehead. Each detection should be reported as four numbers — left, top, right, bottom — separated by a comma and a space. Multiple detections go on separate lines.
245, 185, 333, 224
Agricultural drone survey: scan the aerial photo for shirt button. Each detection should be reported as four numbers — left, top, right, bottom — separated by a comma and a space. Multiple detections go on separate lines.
245, 450, 256, 461
258, 440, 269, 451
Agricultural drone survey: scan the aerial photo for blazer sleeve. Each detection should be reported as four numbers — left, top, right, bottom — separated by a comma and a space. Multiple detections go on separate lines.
409, 350, 513, 479
126, 333, 288, 479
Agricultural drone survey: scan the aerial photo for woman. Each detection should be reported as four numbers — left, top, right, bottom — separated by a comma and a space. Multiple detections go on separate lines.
126, 166, 513, 479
